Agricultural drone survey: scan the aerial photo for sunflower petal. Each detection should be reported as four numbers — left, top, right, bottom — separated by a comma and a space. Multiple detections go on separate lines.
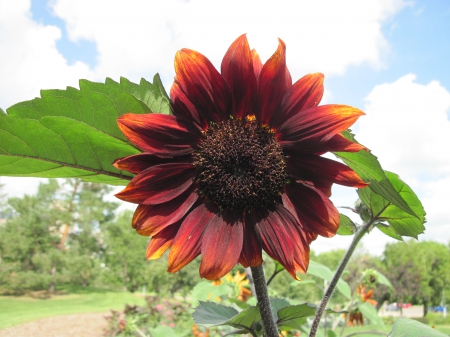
132, 185, 199, 236
270, 73, 324, 128
277, 105, 364, 149
287, 155, 369, 190
167, 202, 219, 273
117, 113, 201, 156
199, 210, 244, 280
238, 212, 263, 268
113, 153, 192, 174
282, 182, 340, 238
115, 163, 196, 205
146, 222, 181, 260
175, 49, 231, 124
221, 34, 257, 119
170, 80, 208, 129
254, 206, 298, 279
251, 49, 263, 80
256, 39, 292, 124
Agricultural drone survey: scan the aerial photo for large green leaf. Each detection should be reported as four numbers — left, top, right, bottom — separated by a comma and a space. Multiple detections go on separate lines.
388, 318, 448, 337
306, 260, 352, 299
358, 171, 426, 239
0, 75, 168, 185
334, 130, 415, 217
192, 301, 239, 327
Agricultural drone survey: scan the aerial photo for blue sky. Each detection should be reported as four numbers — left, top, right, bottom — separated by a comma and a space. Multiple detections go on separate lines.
1, 0, 449, 255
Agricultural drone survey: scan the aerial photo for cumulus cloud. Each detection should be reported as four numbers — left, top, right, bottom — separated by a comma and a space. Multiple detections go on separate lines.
50, 0, 407, 85
356, 74, 450, 246
0, 0, 92, 110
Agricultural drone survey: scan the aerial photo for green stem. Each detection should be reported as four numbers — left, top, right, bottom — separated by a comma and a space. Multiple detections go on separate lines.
308, 214, 380, 337
251, 265, 279, 337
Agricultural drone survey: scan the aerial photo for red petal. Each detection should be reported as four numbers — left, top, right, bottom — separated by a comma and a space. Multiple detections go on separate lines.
256, 39, 292, 125
282, 182, 340, 238
199, 211, 243, 279
254, 206, 297, 278
167, 202, 219, 273
170, 80, 208, 130
132, 185, 199, 236
118, 113, 201, 157
283, 133, 366, 155
113, 153, 192, 174
174, 49, 231, 124
221, 35, 257, 119
238, 212, 263, 268
115, 163, 196, 205
146, 222, 181, 260
277, 105, 364, 150
270, 73, 324, 128
287, 155, 368, 190
251, 49, 263, 80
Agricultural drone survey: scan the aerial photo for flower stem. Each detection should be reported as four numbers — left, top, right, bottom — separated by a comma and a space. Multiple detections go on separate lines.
308, 218, 375, 337
251, 265, 279, 337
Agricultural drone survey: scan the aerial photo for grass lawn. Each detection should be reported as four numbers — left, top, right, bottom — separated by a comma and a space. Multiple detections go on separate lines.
317, 323, 450, 336
0, 288, 147, 330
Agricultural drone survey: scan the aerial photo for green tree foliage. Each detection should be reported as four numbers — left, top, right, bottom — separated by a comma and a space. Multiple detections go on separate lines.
383, 240, 450, 308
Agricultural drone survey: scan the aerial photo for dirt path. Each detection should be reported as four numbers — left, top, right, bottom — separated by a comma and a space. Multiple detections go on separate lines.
0, 312, 108, 337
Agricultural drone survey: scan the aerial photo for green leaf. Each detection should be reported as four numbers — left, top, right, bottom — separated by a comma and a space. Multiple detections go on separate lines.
307, 260, 352, 299
357, 302, 384, 327
388, 318, 448, 337
226, 306, 261, 330
376, 222, 404, 241
327, 330, 337, 337
106, 74, 172, 115
192, 301, 239, 327
358, 171, 426, 239
270, 298, 291, 320
334, 130, 415, 217
276, 303, 317, 323
374, 270, 393, 291
337, 214, 357, 235
0, 76, 168, 185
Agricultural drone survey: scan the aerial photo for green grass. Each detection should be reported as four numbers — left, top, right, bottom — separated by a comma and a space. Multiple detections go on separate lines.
0, 290, 147, 330
317, 323, 450, 336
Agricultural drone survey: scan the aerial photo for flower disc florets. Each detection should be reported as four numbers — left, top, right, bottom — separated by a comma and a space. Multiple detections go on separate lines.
193, 116, 288, 212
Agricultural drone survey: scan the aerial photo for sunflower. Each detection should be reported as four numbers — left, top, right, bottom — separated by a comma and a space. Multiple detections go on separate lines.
114, 34, 368, 280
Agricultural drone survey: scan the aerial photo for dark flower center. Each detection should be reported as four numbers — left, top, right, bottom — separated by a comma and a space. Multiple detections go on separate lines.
193, 116, 288, 212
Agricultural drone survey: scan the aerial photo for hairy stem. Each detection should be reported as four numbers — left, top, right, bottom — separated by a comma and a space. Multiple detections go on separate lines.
308, 216, 377, 337
251, 265, 278, 337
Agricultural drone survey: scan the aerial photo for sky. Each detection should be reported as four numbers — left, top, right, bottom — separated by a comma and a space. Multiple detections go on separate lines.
0, 0, 450, 256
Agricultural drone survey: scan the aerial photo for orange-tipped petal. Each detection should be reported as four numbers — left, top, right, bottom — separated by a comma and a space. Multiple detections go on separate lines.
146, 222, 181, 260
287, 155, 369, 189
168, 202, 219, 273
238, 212, 263, 268
113, 153, 192, 175
117, 113, 201, 156
277, 105, 365, 149
174, 49, 231, 124
199, 210, 243, 280
132, 185, 198, 236
221, 34, 257, 118
282, 182, 340, 238
115, 163, 196, 205
256, 39, 292, 125
271, 73, 324, 128
251, 49, 263, 80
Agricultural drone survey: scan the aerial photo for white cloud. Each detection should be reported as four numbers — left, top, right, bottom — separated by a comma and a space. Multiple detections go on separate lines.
356, 74, 450, 245
0, 0, 92, 110
50, 0, 407, 85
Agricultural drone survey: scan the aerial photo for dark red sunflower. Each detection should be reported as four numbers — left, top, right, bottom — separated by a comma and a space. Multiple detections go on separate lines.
114, 34, 368, 280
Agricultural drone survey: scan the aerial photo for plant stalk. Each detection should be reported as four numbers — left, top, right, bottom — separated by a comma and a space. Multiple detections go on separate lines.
308, 219, 375, 337
251, 265, 279, 337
